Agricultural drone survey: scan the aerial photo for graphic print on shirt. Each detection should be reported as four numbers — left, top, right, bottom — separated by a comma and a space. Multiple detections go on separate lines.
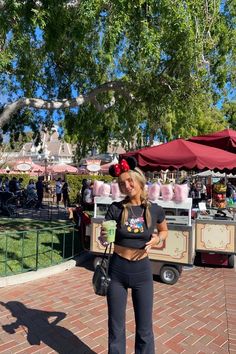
125, 216, 144, 233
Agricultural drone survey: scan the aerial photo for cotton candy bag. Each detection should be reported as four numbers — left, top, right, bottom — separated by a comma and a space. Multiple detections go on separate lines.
173, 184, 189, 203
93, 180, 104, 196
111, 182, 121, 199
161, 184, 174, 201
99, 183, 111, 197
148, 183, 161, 201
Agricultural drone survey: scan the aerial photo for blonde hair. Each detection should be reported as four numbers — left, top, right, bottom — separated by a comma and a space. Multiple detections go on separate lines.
118, 168, 152, 228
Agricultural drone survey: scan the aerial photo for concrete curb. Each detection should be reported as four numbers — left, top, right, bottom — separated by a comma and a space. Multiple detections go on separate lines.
0, 251, 92, 288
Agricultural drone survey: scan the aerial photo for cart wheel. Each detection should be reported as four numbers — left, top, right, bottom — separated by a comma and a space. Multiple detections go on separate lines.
228, 254, 235, 269
160, 266, 180, 285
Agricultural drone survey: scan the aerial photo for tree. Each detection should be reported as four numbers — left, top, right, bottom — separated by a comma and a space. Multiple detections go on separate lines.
0, 0, 235, 155
222, 100, 236, 129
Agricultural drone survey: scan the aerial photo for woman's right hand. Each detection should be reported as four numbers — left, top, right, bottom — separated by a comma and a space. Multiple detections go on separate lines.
98, 227, 109, 246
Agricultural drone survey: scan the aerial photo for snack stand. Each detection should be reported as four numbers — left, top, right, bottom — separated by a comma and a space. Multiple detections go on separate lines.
195, 207, 236, 267
120, 138, 236, 269
80, 134, 236, 285
88, 196, 195, 285
191, 174, 236, 267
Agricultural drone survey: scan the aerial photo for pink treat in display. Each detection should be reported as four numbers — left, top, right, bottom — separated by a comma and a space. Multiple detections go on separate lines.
148, 183, 160, 201
173, 184, 189, 203
99, 183, 111, 197
161, 184, 174, 201
111, 182, 121, 199
93, 180, 104, 196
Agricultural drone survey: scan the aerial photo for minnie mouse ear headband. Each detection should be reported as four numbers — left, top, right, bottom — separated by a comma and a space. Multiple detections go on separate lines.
109, 157, 138, 177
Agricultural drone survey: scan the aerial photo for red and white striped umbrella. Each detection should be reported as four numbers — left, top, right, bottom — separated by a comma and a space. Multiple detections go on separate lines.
49, 164, 78, 173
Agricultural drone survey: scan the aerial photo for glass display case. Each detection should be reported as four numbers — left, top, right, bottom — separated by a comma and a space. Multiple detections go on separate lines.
93, 196, 193, 226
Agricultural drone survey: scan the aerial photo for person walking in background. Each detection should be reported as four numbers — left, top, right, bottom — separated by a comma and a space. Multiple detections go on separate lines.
55, 177, 62, 208
62, 182, 70, 208
82, 180, 94, 211
99, 158, 168, 354
27, 179, 36, 194
79, 178, 88, 205
36, 176, 44, 209
26, 179, 38, 207
9, 177, 18, 194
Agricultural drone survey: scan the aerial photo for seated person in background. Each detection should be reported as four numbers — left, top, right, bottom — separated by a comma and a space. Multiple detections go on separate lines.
68, 205, 91, 226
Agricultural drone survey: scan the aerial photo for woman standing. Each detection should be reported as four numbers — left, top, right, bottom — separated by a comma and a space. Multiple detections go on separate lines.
55, 178, 62, 208
99, 158, 168, 354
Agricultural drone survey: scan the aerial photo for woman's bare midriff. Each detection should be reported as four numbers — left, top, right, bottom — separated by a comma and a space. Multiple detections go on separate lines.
114, 244, 148, 261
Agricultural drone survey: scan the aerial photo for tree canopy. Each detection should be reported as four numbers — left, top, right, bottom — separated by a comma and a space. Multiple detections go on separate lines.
0, 0, 235, 158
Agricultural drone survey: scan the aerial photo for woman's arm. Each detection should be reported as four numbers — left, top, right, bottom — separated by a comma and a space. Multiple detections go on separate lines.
152, 219, 168, 244
48, 311, 66, 325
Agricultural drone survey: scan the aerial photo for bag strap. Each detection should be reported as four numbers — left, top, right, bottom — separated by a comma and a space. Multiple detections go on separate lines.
101, 243, 112, 277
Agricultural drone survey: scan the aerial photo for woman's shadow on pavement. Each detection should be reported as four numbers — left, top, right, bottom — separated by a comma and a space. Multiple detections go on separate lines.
0, 301, 95, 354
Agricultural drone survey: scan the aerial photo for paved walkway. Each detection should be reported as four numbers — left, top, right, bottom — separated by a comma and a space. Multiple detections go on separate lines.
0, 258, 235, 354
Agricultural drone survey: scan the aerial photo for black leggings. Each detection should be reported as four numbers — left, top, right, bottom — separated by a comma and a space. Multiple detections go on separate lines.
107, 253, 155, 354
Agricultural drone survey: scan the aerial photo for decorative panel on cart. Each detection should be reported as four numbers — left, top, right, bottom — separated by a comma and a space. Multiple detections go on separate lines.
90, 218, 195, 265
196, 221, 236, 253
149, 225, 195, 265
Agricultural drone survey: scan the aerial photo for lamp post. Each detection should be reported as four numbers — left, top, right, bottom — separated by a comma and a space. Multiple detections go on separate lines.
38, 145, 54, 181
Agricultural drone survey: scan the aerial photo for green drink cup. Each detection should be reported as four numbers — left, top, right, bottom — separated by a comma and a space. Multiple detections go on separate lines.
102, 220, 117, 243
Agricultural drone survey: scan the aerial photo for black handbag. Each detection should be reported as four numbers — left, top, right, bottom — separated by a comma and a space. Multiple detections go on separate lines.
92, 243, 112, 296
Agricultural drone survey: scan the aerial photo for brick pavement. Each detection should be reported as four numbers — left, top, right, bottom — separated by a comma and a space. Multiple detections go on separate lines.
0, 259, 235, 354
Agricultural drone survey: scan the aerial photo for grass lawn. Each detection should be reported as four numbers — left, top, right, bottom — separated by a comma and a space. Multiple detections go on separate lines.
0, 218, 80, 276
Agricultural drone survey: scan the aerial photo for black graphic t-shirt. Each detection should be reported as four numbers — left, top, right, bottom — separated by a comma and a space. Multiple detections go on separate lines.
105, 201, 165, 249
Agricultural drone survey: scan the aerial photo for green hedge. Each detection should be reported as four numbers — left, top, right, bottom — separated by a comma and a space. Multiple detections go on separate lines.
66, 174, 113, 204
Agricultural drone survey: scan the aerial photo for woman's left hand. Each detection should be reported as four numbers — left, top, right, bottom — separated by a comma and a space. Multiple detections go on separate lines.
144, 234, 160, 253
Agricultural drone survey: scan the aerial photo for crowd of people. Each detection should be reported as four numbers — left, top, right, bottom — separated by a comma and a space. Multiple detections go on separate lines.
0, 176, 71, 210
1, 174, 235, 212
189, 178, 236, 208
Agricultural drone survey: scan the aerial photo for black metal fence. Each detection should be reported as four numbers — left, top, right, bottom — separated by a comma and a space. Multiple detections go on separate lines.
0, 224, 79, 277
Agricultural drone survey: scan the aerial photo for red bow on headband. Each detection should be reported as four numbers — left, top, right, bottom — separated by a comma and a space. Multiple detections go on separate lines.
112, 159, 130, 177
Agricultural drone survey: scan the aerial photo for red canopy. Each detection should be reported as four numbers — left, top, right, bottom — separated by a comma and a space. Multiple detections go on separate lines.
120, 139, 236, 173
188, 128, 236, 153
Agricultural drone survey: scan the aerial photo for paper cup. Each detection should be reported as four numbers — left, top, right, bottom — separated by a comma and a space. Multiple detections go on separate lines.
102, 220, 117, 243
